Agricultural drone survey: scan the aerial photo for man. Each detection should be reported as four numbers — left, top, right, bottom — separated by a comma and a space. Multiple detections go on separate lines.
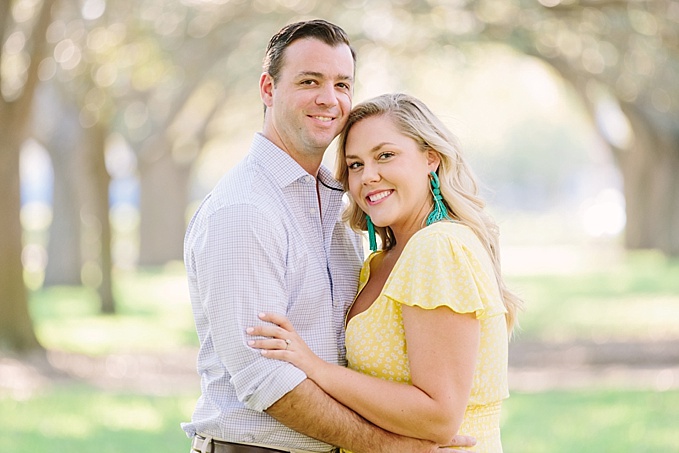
183, 19, 476, 453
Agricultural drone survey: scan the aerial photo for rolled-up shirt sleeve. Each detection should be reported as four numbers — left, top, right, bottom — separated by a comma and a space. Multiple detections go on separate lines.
190, 202, 306, 412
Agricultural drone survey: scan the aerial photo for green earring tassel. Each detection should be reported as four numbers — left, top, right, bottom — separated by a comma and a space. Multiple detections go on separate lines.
426, 171, 450, 226
366, 215, 378, 252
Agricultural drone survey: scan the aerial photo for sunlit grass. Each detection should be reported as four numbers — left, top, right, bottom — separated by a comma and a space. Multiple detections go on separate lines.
2, 384, 677, 452
0, 385, 195, 453
506, 249, 679, 342
502, 389, 679, 452
29, 263, 197, 355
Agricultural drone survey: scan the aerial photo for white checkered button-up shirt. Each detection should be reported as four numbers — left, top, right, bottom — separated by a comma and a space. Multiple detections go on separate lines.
183, 133, 363, 452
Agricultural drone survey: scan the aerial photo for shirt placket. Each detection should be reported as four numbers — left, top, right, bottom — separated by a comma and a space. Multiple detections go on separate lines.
318, 184, 350, 364
298, 175, 329, 279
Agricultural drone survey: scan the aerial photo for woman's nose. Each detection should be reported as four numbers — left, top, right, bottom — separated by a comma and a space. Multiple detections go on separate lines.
361, 163, 380, 184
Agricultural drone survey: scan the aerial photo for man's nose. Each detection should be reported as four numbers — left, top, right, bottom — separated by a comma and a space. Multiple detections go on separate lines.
315, 84, 338, 106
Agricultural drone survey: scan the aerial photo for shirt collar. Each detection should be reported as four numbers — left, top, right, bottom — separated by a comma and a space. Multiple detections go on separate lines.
317, 163, 344, 192
251, 133, 344, 191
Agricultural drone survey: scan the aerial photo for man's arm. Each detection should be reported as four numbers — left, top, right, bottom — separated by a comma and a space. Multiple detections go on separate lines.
266, 379, 475, 453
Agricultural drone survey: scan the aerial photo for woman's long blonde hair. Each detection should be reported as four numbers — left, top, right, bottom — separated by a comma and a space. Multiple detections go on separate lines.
336, 93, 523, 332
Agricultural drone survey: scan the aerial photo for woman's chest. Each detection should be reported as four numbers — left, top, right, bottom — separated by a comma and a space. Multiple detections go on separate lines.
344, 298, 411, 383
346, 251, 399, 324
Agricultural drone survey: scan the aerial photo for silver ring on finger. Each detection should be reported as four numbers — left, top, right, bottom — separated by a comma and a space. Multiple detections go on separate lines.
284, 338, 292, 350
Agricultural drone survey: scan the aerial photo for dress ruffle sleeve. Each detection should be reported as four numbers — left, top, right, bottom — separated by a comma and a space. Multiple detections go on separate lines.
383, 222, 507, 320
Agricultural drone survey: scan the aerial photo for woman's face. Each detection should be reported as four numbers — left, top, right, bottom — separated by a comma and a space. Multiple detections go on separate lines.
344, 115, 440, 236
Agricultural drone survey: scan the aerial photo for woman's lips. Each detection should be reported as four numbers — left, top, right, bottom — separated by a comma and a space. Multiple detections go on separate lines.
366, 190, 393, 205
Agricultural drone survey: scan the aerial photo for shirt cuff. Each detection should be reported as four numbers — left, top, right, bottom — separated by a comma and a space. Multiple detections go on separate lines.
231, 361, 308, 412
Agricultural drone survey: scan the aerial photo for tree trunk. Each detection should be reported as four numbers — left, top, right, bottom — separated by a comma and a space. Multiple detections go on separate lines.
0, 0, 56, 353
617, 106, 679, 256
138, 135, 190, 266
94, 123, 115, 313
531, 56, 679, 257
43, 95, 85, 286
81, 122, 115, 313
44, 150, 84, 285
0, 138, 42, 352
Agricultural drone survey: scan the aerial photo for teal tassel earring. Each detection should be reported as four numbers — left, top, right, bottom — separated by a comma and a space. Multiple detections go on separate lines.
366, 215, 378, 252
426, 171, 450, 226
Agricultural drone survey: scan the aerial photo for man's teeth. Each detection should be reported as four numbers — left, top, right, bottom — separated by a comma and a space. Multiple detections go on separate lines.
314, 116, 332, 122
369, 191, 391, 202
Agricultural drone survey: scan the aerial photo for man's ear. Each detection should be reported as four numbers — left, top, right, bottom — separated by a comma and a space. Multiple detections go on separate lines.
260, 72, 274, 108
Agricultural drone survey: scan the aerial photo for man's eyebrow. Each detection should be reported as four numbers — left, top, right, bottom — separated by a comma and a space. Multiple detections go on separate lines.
296, 71, 323, 79
296, 71, 353, 82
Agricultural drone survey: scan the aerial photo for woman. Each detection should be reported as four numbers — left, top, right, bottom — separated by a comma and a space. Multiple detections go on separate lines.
248, 93, 522, 452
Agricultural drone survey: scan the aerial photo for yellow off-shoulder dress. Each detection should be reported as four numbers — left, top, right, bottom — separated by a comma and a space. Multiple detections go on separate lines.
341, 222, 509, 453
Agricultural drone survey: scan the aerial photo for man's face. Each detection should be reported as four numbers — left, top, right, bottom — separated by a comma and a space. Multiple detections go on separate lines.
261, 38, 354, 165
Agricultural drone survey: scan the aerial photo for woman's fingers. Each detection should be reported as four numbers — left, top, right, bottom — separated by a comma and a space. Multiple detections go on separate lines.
246, 313, 300, 359
247, 312, 298, 342
248, 337, 290, 351
258, 312, 295, 331
247, 323, 287, 339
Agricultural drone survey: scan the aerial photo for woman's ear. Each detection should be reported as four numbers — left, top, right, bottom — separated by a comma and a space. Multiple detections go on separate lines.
426, 150, 441, 172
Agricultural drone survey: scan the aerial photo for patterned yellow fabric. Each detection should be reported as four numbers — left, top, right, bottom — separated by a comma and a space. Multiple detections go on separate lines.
342, 222, 509, 453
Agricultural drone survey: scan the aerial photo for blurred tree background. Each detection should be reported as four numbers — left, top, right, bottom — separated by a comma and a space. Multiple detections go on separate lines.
2, 1, 679, 450
2, 0, 678, 351
1, 0, 678, 419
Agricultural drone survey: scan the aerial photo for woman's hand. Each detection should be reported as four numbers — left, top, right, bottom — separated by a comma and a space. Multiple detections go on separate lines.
438, 434, 477, 451
247, 312, 328, 380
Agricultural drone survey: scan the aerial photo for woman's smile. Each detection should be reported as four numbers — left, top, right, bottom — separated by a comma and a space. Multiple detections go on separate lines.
366, 189, 394, 205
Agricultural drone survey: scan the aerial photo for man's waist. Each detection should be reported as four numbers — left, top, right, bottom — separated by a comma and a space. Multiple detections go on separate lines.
184, 405, 335, 452
191, 435, 338, 453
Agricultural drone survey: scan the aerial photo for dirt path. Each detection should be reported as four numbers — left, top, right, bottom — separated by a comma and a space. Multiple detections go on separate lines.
508, 339, 679, 392
2, 340, 679, 397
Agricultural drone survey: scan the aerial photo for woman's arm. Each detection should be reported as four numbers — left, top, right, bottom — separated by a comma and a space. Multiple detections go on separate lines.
249, 307, 480, 445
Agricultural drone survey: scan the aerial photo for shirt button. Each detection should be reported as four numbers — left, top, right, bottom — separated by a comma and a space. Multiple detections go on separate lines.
304, 175, 314, 183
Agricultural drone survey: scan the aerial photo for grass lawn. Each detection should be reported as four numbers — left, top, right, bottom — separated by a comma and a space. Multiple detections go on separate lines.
0, 385, 196, 453
506, 249, 679, 342
1, 249, 678, 452
3, 385, 678, 452
28, 263, 198, 355
502, 389, 679, 452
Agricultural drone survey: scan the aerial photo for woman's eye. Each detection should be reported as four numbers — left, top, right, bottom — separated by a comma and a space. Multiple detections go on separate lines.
378, 152, 394, 160
347, 162, 362, 170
